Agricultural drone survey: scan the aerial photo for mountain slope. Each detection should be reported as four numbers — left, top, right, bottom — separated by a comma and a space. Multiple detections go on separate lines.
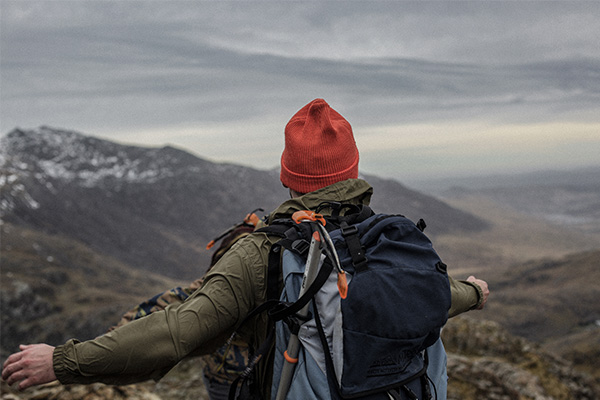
1, 126, 487, 280
481, 249, 600, 381
1, 127, 287, 279
487, 249, 600, 341
0, 222, 180, 360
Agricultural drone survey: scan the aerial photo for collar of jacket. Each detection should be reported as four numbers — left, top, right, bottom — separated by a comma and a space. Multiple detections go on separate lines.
267, 178, 373, 223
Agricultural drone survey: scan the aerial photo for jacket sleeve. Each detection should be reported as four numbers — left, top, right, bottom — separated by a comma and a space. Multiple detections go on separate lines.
53, 238, 266, 385
448, 275, 482, 318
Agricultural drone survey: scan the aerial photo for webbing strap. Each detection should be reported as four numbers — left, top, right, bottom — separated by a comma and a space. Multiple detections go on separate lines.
259, 221, 314, 303
341, 221, 368, 272
228, 329, 275, 400
312, 299, 344, 400
268, 259, 334, 322
266, 244, 282, 302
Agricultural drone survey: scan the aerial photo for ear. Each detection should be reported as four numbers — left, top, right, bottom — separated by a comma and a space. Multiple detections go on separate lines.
289, 189, 305, 198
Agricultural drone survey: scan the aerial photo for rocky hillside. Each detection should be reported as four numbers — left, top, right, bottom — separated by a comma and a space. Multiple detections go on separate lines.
442, 316, 599, 400
2, 316, 598, 400
0, 223, 180, 361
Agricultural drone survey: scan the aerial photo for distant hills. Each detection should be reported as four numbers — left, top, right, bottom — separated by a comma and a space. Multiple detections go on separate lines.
411, 165, 600, 191
418, 165, 600, 234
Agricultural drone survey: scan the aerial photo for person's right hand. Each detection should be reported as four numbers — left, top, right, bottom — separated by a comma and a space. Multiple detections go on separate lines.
467, 275, 489, 309
2, 344, 57, 390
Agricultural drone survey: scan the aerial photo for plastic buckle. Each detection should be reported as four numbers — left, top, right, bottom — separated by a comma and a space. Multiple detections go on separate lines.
340, 224, 358, 237
291, 239, 310, 255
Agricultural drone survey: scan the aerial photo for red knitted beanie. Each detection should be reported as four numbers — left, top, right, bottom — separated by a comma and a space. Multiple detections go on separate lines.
280, 99, 359, 193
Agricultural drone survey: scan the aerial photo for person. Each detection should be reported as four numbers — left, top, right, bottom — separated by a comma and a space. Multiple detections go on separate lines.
107, 217, 259, 400
2, 99, 490, 398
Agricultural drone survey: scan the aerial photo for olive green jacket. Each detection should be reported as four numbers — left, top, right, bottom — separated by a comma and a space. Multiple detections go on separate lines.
53, 179, 483, 395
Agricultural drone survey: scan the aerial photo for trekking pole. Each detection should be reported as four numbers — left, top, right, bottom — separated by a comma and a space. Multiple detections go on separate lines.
275, 211, 326, 400
316, 223, 348, 299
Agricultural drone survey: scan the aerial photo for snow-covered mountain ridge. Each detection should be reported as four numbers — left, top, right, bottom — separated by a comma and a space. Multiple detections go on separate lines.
0, 126, 287, 278
1, 127, 268, 220
1, 126, 232, 187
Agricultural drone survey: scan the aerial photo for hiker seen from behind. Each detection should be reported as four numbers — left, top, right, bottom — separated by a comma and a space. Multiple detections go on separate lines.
3, 98, 490, 400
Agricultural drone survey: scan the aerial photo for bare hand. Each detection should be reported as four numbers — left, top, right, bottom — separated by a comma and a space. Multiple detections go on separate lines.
2, 344, 57, 390
467, 276, 489, 310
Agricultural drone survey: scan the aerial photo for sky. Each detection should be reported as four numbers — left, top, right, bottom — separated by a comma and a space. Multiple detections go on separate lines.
1, 1, 599, 183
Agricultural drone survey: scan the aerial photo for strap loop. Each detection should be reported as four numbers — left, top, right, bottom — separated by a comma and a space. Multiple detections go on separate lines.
341, 221, 368, 272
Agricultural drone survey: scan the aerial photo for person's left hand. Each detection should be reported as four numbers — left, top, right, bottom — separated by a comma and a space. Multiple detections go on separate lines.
2, 344, 57, 390
467, 276, 489, 310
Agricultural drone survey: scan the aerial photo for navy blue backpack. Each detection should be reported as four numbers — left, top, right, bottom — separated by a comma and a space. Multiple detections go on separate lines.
234, 203, 451, 400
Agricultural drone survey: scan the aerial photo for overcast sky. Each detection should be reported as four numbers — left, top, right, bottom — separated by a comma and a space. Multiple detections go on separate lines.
2, 1, 599, 182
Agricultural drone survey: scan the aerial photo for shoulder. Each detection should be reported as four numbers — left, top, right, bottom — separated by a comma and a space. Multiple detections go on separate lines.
232, 230, 279, 264
204, 231, 278, 301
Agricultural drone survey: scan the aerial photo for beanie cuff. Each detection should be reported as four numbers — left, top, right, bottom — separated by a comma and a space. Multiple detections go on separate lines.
280, 152, 359, 193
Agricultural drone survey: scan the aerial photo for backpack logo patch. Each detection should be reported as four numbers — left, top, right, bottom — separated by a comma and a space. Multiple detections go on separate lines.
367, 349, 419, 377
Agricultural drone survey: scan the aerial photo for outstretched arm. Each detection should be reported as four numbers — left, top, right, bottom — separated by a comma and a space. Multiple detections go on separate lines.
466, 275, 489, 310
448, 275, 490, 317
3, 282, 237, 389
2, 344, 56, 390
2, 239, 263, 389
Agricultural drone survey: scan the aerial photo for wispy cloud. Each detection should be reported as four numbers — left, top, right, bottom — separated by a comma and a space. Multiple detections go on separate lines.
1, 1, 599, 180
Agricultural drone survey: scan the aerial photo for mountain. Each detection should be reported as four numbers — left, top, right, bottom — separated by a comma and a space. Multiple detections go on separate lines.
2, 126, 600, 398
0, 126, 487, 281
1, 127, 284, 280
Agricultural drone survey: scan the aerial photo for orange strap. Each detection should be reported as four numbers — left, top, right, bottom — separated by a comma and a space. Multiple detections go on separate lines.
337, 272, 348, 299
284, 350, 299, 364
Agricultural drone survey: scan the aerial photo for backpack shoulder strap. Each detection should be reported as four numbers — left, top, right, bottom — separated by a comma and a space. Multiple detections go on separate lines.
256, 220, 309, 302
332, 204, 375, 273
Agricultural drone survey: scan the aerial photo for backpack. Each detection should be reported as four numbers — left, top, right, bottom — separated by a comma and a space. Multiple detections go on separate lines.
232, 203, 451, 400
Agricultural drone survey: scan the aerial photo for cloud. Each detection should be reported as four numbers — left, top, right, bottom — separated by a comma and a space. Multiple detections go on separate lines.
358, 120, 600, 179
1, 0, 599, 180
